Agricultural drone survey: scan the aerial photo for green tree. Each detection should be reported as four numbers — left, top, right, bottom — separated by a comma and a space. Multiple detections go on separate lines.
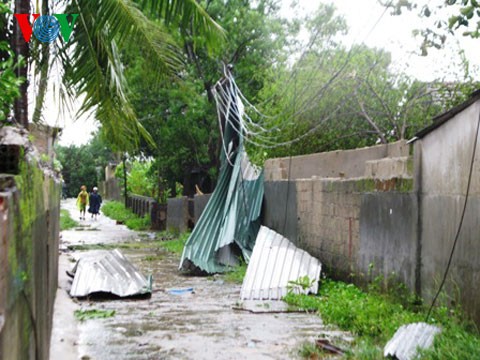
125, 0, 294, 195
250, 4, 450, 159
381, 0, 480, 52
56, 132, 115, 197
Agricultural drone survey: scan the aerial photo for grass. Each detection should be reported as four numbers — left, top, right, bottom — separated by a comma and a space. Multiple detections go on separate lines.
283, 279, 480, 359
67, 231, 189, 256
158, 232, 190, 255
101, 201, 151, 230
74, 309, 115, 321
224, 260, 247, 284
60, 209, 78, 230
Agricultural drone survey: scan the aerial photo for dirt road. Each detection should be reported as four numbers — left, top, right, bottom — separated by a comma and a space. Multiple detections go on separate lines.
50, 199, 344, 360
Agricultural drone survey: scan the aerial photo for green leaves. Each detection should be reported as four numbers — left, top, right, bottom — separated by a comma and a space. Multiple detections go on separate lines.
0, 5, 23, 122
140, 0, 225, 54
53, 0, 224, 152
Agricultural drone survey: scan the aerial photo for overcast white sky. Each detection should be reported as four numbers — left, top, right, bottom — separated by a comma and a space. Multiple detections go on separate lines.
48, 0, 480, 146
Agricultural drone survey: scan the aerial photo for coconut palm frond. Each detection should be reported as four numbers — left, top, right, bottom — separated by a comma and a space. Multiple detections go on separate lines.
140, 0, 225, 53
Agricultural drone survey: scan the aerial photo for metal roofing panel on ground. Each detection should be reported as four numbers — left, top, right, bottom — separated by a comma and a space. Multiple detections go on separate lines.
240, 226, 322, 300
384, 322, 441, 360
70, 249, 152, 298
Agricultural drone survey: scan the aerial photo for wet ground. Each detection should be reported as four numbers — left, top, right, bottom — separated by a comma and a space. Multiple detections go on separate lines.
50, 199, 347, 360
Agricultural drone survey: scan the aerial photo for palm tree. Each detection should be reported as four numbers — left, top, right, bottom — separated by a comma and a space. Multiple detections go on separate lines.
11, 0, 224, 150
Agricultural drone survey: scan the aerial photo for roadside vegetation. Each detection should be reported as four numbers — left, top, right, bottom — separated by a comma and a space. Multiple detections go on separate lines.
60, 209, 78, 230
101, 201, 151, 231
284, 278, 480, 359
224, 260, 248, 284
158, 232, 190, 255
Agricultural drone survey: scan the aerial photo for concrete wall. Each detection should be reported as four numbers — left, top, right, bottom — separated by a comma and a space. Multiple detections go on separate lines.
262, 181, 298, 243
263, 107, 480, 324
263, 174, 417, 287
194, 194, 212, 224
0, 129, 61, 360
417, 100, 480, 324
264, 140, 409, 181
359, 192, 418, 291
167, 197, 191, 233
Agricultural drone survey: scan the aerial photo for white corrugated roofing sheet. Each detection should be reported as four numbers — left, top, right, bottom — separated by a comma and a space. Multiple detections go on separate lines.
240, 226, 322, 300
384, 322, 441, 360
70, 249, 152, 298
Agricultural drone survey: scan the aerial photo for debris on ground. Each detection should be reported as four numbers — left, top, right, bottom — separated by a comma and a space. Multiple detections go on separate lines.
167, 287, 194, 295
233, 300, 307, 314
240, 226, 322, 300
69, 249, 152, 298
315, 338, 345, 356
384, 322, 441, 360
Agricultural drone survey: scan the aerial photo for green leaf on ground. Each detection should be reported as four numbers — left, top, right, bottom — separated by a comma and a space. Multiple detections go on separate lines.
74, 309, 116, 321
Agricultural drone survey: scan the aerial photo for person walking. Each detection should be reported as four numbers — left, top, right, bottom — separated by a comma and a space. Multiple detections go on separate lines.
76, 185, 89, 220
88, 186, 102, 220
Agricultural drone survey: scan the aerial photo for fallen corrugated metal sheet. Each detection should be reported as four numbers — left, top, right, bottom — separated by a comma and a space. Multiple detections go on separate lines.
240, 226, 322, 300
384, 322, 441, 360
179, 75, 264, 274
70, 249, 152, 298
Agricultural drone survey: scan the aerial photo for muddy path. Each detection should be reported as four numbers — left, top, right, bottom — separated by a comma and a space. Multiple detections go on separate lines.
50, 199, 345, 360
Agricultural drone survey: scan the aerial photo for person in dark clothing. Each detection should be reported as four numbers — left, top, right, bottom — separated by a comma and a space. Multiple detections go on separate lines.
88, 186, 102, 220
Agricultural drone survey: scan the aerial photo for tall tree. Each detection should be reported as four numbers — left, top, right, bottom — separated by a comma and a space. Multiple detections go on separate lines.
124, 0, 294, 195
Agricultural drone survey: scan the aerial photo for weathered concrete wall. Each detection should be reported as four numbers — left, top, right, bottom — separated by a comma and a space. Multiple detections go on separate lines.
264, 174, 416, 287
296, 179, 362, 279
102, 178, 121, 201
417, 100, 480, 324
265, 140, 409, 181
359, 192, 418, 291
262, 181, 298, 243
263, 107, 480, 324
193, 194, 212, 224
167, 197, 190, 233
0, 131, 61, 360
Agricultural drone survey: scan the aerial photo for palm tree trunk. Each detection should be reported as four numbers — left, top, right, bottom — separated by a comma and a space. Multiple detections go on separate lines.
13, 0, 30, 128
32, 0, 50, 124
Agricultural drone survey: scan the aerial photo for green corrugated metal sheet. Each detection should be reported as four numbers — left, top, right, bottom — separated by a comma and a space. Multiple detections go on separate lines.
179, 148, 264, 273
179, 75, 264, 274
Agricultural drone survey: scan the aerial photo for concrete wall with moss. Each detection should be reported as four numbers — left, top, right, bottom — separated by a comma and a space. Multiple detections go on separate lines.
0, 136, 61, 360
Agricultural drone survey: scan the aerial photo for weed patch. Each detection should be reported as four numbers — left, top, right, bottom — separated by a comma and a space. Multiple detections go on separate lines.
284, 279, 480, 359
60, 209, 78, 230
224, 261, 248, 284
158, 232, 190, 255
74, 309, 115, 321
